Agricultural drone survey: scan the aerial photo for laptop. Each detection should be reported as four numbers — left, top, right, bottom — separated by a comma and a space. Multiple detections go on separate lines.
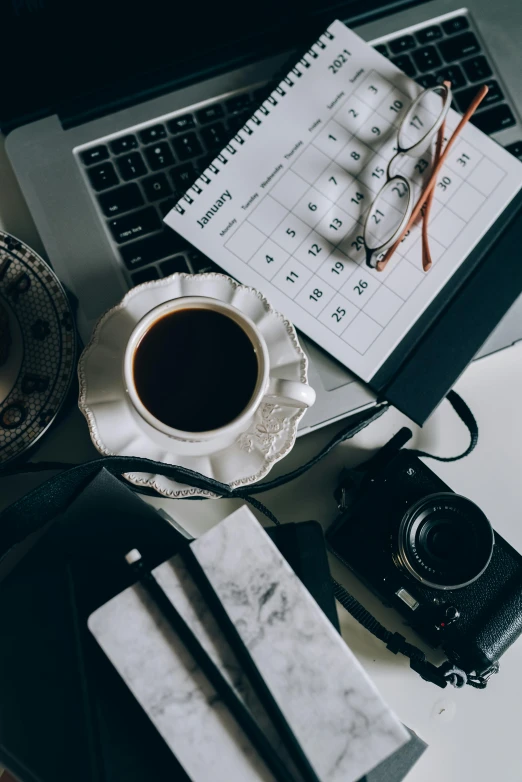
4, 0, 522, 434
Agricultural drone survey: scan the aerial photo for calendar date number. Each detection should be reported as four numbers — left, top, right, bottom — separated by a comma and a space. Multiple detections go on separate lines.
331, 306, 346, 323
354, 279, 368, 295
351, 235, 364, 252
328, 49, 351, 75
437, 175, 452, 192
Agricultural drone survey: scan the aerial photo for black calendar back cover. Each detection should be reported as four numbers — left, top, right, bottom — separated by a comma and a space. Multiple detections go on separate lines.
371, 186, 522, 424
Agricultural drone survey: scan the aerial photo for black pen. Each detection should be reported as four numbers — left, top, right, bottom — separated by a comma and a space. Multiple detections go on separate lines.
179, 545, 321, 782
125, 549, 296, 782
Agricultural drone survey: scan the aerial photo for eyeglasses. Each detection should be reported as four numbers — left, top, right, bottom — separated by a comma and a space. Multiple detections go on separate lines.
362, 80, 488, 273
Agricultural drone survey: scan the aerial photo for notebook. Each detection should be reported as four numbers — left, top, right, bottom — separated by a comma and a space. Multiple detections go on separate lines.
0, 468, 426, 782
0, 472, 337, 782
164, 19, 522, 386
89, 506, 409, 782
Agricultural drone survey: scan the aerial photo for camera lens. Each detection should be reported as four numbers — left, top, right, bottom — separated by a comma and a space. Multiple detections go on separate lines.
395, 493, 494, 590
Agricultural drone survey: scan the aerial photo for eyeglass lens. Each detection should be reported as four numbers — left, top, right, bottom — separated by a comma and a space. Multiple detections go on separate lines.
365, 176, 411, 253
398, 86, 448, 153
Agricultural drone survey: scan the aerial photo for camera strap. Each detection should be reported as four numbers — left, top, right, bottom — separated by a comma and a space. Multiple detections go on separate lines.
0, 391, 485, 688
330, 575, 496, 690
0, 402, 389, 560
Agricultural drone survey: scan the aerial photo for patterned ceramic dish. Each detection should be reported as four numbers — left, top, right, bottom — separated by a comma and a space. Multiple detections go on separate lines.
0, 232, 76, 468
78, 273, 314, 498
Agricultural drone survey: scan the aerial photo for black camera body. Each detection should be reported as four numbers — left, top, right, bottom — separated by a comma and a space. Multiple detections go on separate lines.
327, 449, 522, 677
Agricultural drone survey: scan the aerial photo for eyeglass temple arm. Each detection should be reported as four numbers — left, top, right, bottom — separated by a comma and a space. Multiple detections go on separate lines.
377, 84, 489, 272
421, 119, 446, 272
421, 81, 452, 272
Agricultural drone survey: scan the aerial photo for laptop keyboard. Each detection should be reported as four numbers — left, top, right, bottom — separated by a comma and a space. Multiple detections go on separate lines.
79, 91, 265, 286
77, 13, 522, 290
375, 15, 519, 136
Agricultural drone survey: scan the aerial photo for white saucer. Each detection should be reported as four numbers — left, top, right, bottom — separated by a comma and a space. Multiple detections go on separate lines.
78, 273, 311, 498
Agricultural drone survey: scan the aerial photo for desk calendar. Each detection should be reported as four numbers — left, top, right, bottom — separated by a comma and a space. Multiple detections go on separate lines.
165, 19, 522, 384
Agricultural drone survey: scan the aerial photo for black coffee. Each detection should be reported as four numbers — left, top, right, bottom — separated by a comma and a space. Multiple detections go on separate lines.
133, 308, 259, 432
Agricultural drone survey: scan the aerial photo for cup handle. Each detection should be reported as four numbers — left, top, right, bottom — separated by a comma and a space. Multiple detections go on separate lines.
266, 378, 316, 409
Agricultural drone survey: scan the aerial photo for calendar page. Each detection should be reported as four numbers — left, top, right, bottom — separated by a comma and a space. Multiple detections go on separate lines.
165, 20, 522, 383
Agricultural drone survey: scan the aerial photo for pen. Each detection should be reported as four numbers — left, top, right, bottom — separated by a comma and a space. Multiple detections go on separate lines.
179, 545, 321, 782
125, 549, 296, 782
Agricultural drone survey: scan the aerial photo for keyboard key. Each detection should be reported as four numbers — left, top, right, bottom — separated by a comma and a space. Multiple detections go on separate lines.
373, 43, 389, 58
142, 173, 173, 202
159, 197, 177, 217
110, 135, 138, 154
415, 25, 443, 44
442, 15, 469, 35
119, 229, 186, 269
143, 142, 175, 171
471, 104, 516, 134
506, 141, 522, 160
439, 32, 481, 63
463, 55, 493, 83
80, 145, 109, 166
389, 35, 416, 54
200, 122, 228, 151
391, 54, 416, 78
435, 64, 467, 89
196, 104, 225, 124
167, 114, 195, 134
188, 249, 221, 274
139, 124, 167, 144
170, 162, 197, 192
227, 110, 252, 134
109, 207, 161, 244
455, 80, 504, 113
416, 73, 437, 89
412, 45, 442, 72
87, 162, 119, 191
226, 93, 254, 113
482, 80, 506, 106
171, 132, 203, 161
115, 152, 147, 181
132, 267, 159, 285
160, 256, 190, 276
97, 183, 144, 216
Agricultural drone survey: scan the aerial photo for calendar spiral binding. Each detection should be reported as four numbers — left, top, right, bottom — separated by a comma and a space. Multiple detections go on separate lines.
173, 27, 336, 216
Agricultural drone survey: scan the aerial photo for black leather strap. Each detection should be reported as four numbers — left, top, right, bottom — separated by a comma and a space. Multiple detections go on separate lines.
331, 579, 450, 688
0, 403, 388, 564
409, 389, 479, 462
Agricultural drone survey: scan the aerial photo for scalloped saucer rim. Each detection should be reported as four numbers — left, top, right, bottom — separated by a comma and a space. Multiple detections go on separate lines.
78, 273, 312, 498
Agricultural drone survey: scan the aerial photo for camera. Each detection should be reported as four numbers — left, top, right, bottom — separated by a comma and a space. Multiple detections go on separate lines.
327, 448, 522, 679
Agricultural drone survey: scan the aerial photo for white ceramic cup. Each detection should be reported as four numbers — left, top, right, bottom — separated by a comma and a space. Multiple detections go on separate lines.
123, 296, 315, 445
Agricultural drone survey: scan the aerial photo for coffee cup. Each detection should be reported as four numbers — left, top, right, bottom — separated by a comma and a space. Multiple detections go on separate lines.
123, 296, 315, 447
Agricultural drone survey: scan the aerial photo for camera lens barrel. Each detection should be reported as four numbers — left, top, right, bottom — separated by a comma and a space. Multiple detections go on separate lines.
395, 493, 494, 590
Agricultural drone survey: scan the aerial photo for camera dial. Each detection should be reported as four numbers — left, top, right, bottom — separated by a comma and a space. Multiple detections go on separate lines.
394, 493, 494, 590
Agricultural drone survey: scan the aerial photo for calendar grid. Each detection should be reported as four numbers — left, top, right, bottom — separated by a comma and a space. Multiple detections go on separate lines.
165, 18, 522, 381
223, 69, 510, 356
226, 73, 416, 352
161, 13, 522, 385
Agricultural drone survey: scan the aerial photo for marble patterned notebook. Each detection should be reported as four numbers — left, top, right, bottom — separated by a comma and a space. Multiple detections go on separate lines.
89, 507, 409, 781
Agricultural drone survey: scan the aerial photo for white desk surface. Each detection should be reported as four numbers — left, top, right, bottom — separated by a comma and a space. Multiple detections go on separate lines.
1, 134, 522, 782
